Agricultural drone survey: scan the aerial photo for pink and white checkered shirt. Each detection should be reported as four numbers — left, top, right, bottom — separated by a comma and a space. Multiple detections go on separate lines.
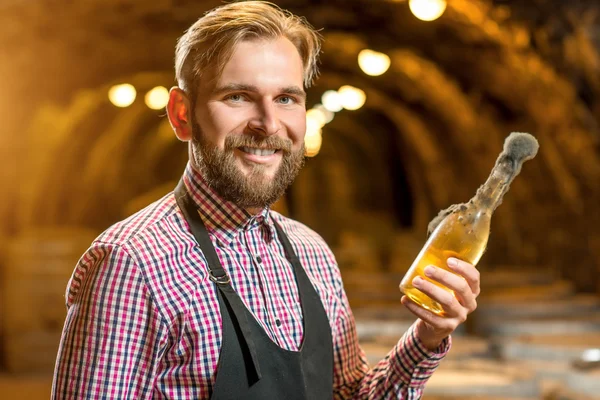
52, 163, 450, 399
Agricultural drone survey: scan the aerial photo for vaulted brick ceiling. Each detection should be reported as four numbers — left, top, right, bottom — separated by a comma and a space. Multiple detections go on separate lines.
1, 0, 599, 289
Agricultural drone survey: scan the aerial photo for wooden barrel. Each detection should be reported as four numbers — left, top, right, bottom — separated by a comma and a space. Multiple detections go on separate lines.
422, 359, 540, 398
1, 227, 97, 373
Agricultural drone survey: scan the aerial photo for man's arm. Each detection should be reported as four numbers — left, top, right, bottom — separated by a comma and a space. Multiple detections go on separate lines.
332, 256, 481, 399
52, 243, 167, 400
331, 277, 450, 399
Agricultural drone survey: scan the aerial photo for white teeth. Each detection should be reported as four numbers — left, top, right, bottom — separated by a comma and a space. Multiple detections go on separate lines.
240, 147, 276, 156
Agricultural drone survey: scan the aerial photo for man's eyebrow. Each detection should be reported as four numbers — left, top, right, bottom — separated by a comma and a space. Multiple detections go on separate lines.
213, 83, 306, 99
280, 86, 307, 99
213, 83, 258, 95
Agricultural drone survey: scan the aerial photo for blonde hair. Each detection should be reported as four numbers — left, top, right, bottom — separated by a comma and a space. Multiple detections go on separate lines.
175, 1, 322, 100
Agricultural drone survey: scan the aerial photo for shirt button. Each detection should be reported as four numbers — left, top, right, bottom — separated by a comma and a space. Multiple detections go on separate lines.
256, 256, 262, 263
275, 319, 282, 327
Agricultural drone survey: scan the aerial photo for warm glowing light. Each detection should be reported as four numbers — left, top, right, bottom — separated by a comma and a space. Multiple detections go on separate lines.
314, 104, 334, 123
304, 127, 322, 157
338, 85, 366, 111
408, 0, 447, 22
321, 90, 343, 112
306, 114, 322, 133
108, 84, 137, 107
358, 49, 391, 76
306, 108, 328, 129
145, 86, 169, 110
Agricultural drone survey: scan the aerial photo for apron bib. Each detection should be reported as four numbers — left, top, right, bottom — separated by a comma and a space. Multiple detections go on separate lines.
174, 179, 333, 400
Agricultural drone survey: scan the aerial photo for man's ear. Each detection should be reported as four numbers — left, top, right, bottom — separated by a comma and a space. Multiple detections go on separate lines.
166, 87, 194, 142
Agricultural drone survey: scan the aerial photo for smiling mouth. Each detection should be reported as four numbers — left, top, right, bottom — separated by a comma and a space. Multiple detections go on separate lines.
239, 147, 279, 156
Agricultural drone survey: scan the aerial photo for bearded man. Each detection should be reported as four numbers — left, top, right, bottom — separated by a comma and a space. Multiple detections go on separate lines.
52, 2, 480, 399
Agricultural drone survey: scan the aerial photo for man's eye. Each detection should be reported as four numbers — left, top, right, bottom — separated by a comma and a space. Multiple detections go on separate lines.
278, 96, 295, 105
227, 94, 244, 102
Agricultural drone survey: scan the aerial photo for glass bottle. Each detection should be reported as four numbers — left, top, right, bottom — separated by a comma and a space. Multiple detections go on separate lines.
399, 160, 509, 315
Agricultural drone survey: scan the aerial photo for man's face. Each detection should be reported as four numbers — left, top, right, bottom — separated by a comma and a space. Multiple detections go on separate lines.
191, 37, 307, 210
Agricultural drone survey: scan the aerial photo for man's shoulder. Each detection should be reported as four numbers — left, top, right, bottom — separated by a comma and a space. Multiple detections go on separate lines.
96, 191, 180, 249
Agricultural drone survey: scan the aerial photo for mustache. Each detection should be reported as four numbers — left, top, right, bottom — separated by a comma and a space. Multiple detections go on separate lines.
224, 135, 293, 153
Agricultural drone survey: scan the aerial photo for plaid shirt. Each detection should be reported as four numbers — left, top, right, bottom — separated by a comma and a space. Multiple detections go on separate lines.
52, 163, 449, 399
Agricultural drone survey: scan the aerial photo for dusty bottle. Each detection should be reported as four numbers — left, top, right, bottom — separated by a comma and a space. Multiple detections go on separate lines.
399, 132, 539, 316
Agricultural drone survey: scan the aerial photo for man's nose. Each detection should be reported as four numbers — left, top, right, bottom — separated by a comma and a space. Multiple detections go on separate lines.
247, 102, 281, 136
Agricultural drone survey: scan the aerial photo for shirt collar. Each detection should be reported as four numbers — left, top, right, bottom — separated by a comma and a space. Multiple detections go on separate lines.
182, 162, 274, 246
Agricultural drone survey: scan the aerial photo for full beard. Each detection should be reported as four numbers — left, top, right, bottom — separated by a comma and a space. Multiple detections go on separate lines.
190, 122, 305, 210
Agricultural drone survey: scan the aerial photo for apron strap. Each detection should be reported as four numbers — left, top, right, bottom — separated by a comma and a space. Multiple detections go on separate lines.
174, 178, 262, 381
272, 222, 300, 266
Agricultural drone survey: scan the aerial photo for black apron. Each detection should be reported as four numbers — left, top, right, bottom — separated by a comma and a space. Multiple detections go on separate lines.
174, 180, 334, 400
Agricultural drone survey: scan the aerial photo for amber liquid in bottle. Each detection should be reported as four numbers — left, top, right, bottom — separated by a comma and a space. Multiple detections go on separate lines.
399, 167, 507, 316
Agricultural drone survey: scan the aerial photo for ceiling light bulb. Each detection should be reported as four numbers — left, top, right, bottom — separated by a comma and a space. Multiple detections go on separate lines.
409, 0, 447, 22
108, 84, 137, 108
145, 86, 169, 110
338, 85, 366, 111
321, 90, 344, 112
358, 49, 391, 76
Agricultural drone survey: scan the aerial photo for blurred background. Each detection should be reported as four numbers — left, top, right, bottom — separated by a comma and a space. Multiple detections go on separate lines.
0, 0, 599, 398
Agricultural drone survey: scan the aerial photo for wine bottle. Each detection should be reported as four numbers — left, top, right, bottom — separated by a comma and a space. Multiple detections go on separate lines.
399, 132, 539, 315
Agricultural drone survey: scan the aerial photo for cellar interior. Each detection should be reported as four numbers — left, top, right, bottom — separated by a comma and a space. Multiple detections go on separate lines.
0, 0, 599, 398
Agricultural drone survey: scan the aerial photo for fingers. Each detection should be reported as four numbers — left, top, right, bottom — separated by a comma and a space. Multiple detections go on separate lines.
447, 257, 481, 297
412, 276, 468, 321
422, 264, 477, 312
401, 296, 458, 333
403, 258, 481, 348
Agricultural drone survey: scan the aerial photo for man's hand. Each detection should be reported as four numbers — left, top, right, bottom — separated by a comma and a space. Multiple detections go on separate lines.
401, 257, 480, 351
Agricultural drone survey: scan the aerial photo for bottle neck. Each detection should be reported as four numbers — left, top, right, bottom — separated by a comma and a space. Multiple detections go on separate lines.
473, 158, 512, 212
